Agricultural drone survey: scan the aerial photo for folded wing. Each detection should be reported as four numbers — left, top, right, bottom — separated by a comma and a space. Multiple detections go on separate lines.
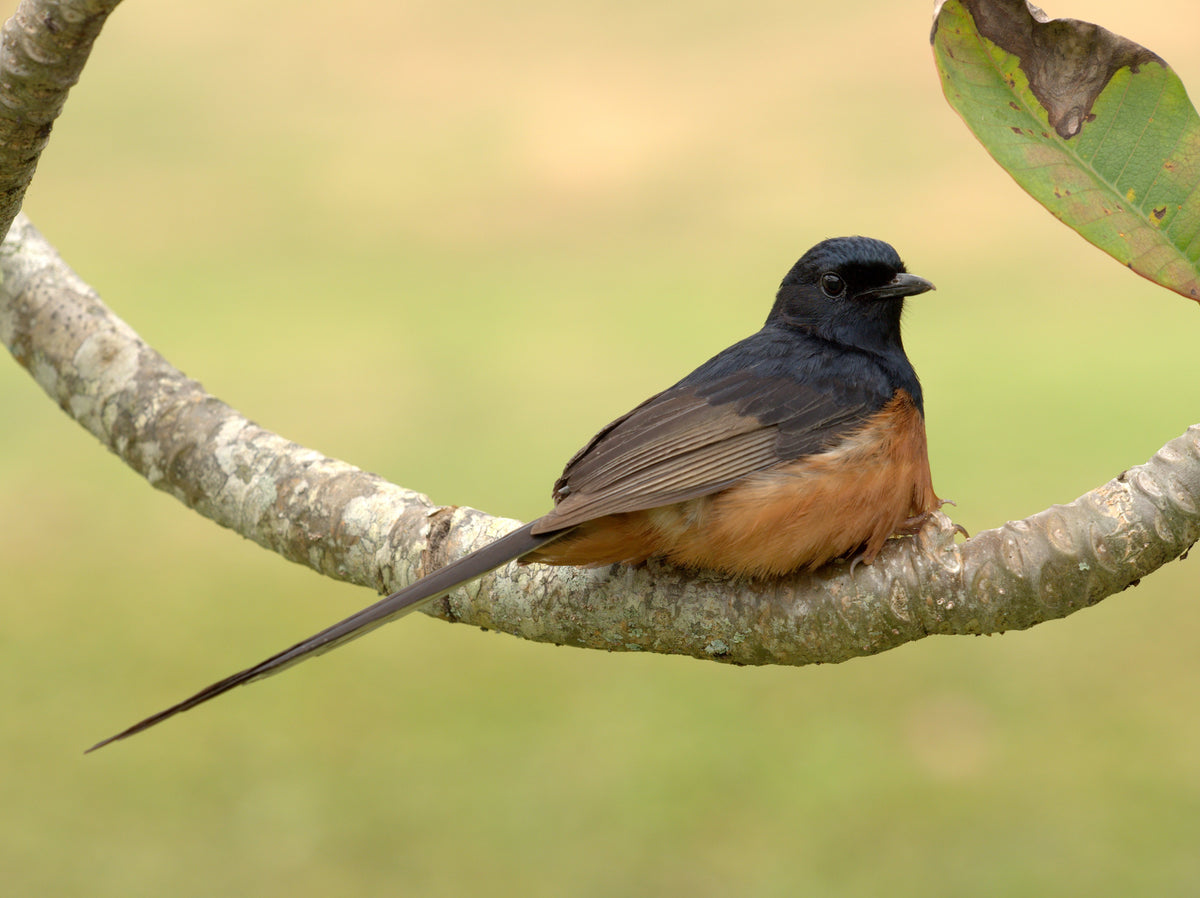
533, 367, 887, 533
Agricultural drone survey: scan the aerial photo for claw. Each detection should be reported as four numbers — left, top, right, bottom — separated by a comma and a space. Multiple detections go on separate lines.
900, 500, 969, 539
848, 551, 867, 576
934, 499, 970, 539
846, 539, 889, 575
845, 503, 968, 576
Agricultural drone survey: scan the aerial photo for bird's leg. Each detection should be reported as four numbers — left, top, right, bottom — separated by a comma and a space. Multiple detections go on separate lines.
846, 502, 967, 575
896, 499, 968, 539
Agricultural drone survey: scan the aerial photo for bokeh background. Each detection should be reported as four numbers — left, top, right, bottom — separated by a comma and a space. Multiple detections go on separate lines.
3, 0, 1198, 894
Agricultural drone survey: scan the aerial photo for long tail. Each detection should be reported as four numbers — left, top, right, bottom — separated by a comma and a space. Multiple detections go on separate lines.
87, 521, 558, 752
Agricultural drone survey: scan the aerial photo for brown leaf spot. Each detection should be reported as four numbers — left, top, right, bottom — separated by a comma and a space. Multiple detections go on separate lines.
1152, 206, 1168, 221
964, 0, 1164, 140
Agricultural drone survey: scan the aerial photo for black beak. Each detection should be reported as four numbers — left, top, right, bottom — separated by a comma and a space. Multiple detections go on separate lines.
860, 272, 935, 301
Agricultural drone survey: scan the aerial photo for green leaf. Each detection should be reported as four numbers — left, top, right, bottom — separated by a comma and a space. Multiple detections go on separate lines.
932, 0, 1200, 300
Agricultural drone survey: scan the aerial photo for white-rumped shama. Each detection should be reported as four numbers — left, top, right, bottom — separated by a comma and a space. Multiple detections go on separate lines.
89, 236, 939, 751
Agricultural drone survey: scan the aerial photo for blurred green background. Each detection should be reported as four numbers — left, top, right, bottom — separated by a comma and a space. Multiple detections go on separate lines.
2, 0, 1198, 894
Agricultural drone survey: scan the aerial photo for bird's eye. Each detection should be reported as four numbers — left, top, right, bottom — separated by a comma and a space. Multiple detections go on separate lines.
820, 273, 846, 298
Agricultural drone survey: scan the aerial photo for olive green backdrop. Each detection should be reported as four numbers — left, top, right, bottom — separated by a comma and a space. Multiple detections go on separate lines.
2, 1, 1197, 894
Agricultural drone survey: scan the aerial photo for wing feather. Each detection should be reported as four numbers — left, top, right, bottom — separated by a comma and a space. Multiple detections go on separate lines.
532, 367, 889, 533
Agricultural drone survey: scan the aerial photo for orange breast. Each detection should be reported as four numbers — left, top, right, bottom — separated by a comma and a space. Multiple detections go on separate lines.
526, 390, 938, 578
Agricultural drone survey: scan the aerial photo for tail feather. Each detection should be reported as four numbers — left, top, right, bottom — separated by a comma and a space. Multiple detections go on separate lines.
87, 521, 558, 752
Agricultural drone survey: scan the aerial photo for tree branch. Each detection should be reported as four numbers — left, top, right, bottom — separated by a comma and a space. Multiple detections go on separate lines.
0, 0, 123, 239
4, 213, 1198, 667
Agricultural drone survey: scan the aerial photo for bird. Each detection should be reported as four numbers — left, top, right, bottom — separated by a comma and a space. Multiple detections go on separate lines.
88, 235, 940, 752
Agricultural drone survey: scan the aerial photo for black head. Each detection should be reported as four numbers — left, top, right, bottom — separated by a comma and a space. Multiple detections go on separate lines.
768, 236, 934, 354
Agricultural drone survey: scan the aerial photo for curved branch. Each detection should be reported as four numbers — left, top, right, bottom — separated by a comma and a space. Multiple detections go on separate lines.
4, 213, 1198, 667
1, 0, 1196, 670
0, 0, 123, 238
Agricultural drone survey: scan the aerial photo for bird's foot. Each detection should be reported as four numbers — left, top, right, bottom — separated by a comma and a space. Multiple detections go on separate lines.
897, 501, 968, 539
845, 504, 967, 576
